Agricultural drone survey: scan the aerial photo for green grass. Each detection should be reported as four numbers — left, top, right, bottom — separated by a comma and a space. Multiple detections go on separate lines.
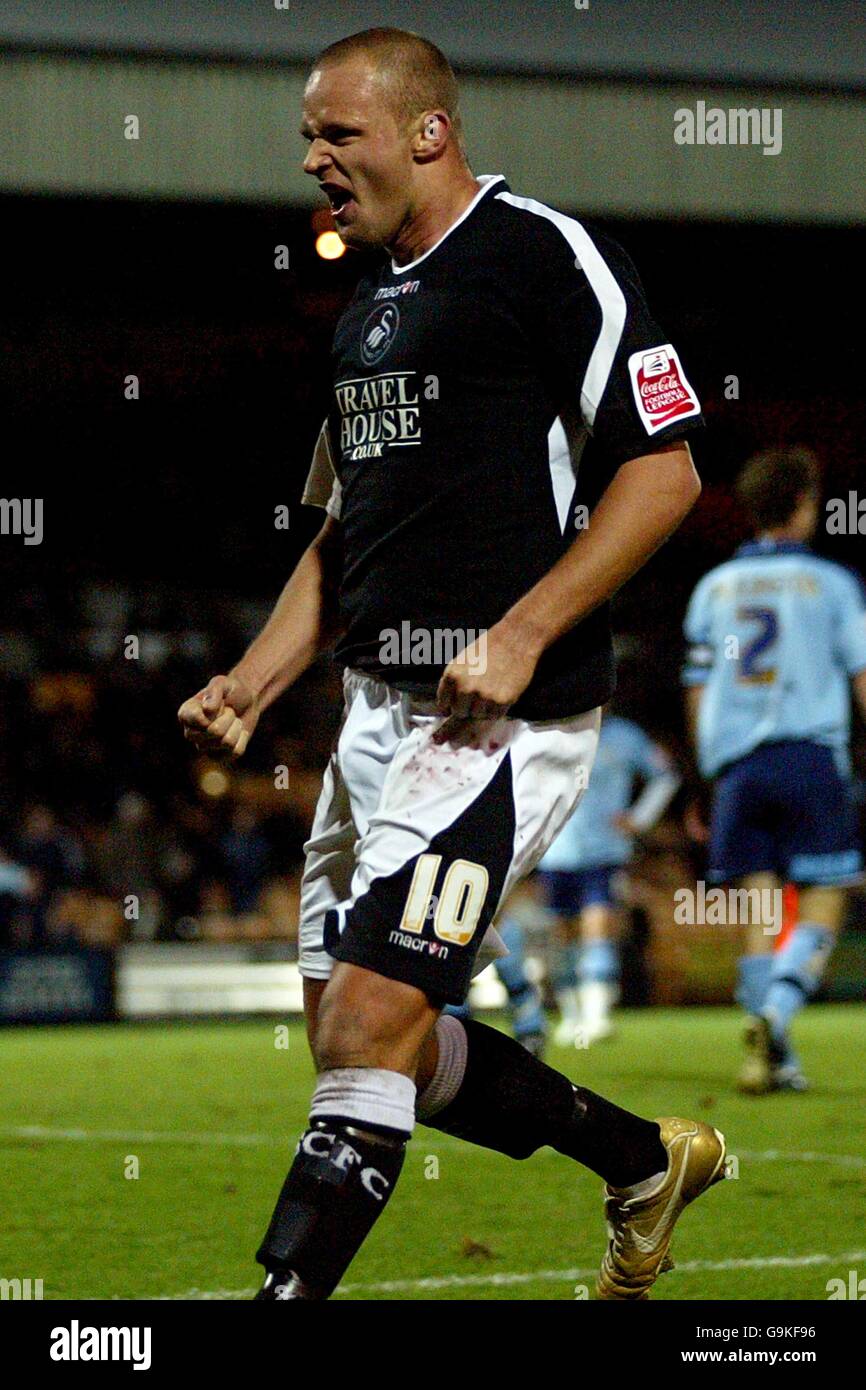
1, 1007, 865, 1300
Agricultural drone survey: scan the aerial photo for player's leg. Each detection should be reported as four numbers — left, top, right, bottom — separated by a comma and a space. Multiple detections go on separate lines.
705, 747, 784, 1089
761, 743, 861, 1082
576, 871, 621, 1043
281, 692, 725, 1300
255, 671, 416, 1300
254, 672, 535, 1300
754, 882, 845, 1090
416, 1007, 726, 1298
735, 873, 779, 1017
344, 701, 676, 1197
411, 712, 726, 1299
256, 963, 438, 1300
735, 876, 783, 1092
737, 742, 861, 1092
493, 909, 547, 1056
302, 976, 327, 1051
437, 889, 546, 1039
537, 868, 583, 1044
552, 916, 582, 1044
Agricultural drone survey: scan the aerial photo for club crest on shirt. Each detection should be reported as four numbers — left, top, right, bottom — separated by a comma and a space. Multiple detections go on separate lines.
627, 343, 700, 435
361, 303, 401, 366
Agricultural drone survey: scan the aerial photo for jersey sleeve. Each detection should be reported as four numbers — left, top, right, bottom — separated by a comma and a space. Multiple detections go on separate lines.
526, 222, 704, 469
301, 417, 342, 520
833, 568, 866, 675
681, 578, 715, 686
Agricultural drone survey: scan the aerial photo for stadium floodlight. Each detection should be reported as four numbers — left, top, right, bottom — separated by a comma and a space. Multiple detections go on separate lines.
315, 230, 346, 261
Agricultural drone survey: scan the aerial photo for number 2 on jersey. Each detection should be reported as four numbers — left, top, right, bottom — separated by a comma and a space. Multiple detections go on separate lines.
736, 605, 779, 684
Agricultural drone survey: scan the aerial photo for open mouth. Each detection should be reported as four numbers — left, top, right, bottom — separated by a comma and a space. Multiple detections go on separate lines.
320, 182, 356, 220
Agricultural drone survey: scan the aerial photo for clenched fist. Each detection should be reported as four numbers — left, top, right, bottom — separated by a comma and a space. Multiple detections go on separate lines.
433, 624, 540, 745
177, 673, 260, 761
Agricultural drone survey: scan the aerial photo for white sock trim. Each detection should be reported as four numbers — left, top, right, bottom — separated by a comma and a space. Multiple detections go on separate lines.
309, 1067, 416, 1137
416, 1014, 469, 1120
615, 1168, 667, 1200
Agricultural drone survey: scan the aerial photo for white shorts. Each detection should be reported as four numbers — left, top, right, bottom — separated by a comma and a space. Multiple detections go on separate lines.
298, 668, 600, 1004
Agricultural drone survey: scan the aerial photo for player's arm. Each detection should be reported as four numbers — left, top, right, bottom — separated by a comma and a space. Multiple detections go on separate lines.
180, 416, 344, 759
234, 514, 344, 709
178, 514, 343, 759
494, 440, 700, 656
435, 440, 700, 727
833, 569, 866, 732
684, 682, 705, 761
618, 738, 682, 836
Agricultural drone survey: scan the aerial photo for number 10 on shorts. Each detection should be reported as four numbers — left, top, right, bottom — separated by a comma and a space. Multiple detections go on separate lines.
399, 853, 489, 947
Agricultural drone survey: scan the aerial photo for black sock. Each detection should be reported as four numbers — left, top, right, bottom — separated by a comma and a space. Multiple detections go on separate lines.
256, 1120, 408, 1298
423, 1018, 667, 1187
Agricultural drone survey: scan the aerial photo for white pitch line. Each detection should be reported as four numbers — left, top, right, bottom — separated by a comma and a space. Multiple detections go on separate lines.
0, 1124, 278, 1148
3, 1126, 865, 1172
160, 1248, 866, 1300
739, 1148, 866, 1169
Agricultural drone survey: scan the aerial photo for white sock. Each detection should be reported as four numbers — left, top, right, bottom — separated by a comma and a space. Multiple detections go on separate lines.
614, 1167, 667, 1199
579, 981, 614, 1030
556, 987, 580, 1024
309, 1067, 416, 1136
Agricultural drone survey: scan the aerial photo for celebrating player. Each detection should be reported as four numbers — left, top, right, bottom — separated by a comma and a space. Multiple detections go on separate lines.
179, 27, 725, 1300
682, 446, 866, 1092
539, 712, 680, 1045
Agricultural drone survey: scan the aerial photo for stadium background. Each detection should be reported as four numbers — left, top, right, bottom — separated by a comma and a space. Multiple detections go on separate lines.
0, 1, 864, 1018
2, 0, 866, 1309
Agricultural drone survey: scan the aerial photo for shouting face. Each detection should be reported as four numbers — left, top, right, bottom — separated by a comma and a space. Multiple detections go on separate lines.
301, 56, 419, 253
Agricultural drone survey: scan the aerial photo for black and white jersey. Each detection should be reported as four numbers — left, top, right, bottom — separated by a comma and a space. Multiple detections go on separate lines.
303, 173, 704, 719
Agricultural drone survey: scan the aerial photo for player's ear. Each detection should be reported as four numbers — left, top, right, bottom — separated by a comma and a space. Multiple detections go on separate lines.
413, 110, 449, 161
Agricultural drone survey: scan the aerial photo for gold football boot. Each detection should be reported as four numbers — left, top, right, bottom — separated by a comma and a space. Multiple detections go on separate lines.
596, 1117, 728, 1300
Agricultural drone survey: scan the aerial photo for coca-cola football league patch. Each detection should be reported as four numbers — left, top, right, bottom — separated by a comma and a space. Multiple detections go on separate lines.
627, 344, 700, 435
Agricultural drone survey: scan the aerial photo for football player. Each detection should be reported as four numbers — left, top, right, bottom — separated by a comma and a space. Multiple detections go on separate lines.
180, 27, 725, 1300
683, 446, 866, 1091
539, 712, 680, 1045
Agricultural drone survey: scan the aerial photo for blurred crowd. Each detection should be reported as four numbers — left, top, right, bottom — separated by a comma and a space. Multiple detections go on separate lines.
0, 581, 345, 950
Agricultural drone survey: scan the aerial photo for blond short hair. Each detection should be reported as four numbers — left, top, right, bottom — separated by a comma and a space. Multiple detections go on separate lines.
313, 27, 466, 158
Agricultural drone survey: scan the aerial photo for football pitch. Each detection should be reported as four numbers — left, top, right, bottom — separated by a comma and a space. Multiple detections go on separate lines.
2, 1006, 864, 1302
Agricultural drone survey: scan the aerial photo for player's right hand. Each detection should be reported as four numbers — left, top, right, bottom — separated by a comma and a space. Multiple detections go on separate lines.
684, 797, 710, 844
177, 673, 260, 761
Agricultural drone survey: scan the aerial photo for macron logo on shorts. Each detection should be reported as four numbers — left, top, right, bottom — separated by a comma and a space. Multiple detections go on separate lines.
628, 344, 700, 435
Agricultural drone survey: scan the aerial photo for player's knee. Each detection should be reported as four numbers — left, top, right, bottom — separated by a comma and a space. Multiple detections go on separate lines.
313, 1004, 368, 1071
312, 968, 420, 1071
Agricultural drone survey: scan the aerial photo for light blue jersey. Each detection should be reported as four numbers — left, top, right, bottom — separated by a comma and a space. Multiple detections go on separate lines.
683, 540, 866, 777
539, 715, 677, 871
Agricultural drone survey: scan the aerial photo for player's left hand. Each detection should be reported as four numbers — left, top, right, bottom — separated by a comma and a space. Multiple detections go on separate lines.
433, 625, 539, 744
